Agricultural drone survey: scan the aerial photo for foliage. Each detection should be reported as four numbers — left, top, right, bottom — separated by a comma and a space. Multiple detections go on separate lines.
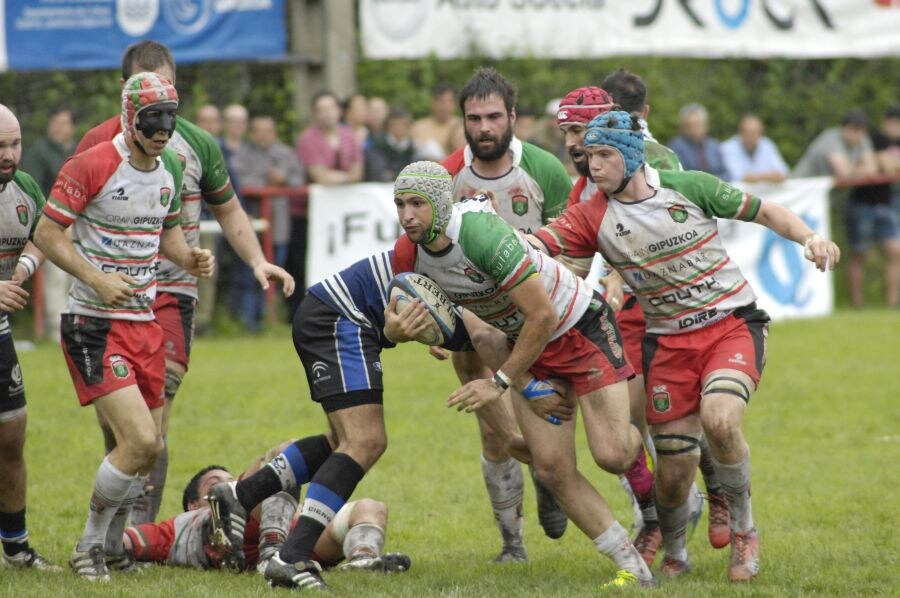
5, 311, 898, 596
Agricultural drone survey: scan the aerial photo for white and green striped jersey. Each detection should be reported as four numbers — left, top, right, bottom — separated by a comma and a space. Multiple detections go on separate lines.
156, 119, 235, 298
393, 202, 591, 341
44, 134, 183, 321
0, 170, 44, 335
537, 165, 761, 334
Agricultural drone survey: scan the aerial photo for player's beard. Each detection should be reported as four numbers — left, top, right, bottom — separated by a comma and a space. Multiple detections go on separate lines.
0, 160, 17, 185
569, 147, 591, 178
466, 124, 513, 162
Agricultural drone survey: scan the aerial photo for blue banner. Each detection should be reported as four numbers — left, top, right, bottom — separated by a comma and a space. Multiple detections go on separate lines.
4, 0, 285, 71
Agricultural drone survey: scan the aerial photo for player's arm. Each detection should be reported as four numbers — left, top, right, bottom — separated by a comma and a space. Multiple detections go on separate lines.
160, 224, 215, 279
12, 241, 45, 286
208, 197, 295, 296
447, 276, 557, 411
753, 201, 840, 272
35, 213, 139, 307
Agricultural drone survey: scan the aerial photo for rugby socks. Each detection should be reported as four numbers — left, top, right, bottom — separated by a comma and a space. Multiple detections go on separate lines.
711, 453, 754, 532
656, 487, 692, 563
236, 435, 332, 512
343, 523, 385, 561
278, 452, 365, 564
481, 456, 525, 552
0, 509, 29, 556
698, 434, 722, 494
259, 491, 300, 562
105, 476, 146, 555
78, 457, 139, 551
593, 520, 653, 582
131, 437, 167, 525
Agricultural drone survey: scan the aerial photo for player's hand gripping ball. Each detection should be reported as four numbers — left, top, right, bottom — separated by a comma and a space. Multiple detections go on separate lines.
387, 273, 457, 346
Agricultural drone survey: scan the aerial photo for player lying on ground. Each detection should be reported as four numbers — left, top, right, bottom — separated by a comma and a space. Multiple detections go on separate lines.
124, 439, 409, 574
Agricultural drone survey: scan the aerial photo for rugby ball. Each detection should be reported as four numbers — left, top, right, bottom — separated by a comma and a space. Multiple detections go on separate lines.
387, 273, 456, 346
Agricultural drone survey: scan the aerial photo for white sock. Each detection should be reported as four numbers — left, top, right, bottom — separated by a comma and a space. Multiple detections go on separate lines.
342, 523, 385, 561
78, 457, 139, 552
593, 520, 652, 582
481, 456, 524, 549
104, 476, 145, 554
712, 452, 754, 532
655, 486, 691, 563
259, 491, 299, 559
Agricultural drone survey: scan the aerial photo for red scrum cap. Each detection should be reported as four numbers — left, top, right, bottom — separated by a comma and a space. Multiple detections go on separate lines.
556, 86, 615, 126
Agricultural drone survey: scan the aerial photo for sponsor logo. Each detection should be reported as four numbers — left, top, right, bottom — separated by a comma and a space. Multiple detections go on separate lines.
8, 363, 23, 395
646, 230, 698, 253
105, 215, 165, 226
463, 266, 485, 283
651, 385, 671, 412
160, 186, 172, 207
728, 352, 746, 365
116, 0, 159, 37
511, 194, 529, 216
668, 204, 688, 223
647, 279, 720, 307
615, 222, 631, 237
15, 204, 28, 226
372, 361, 382, 372
109, 355, 129, 379
368, 0, 432, 39
161, 0, 213, 35
101, 236, 158, 250
99, 263, 159, 276
557, 109, 568, 120
311, 361, 331, 383
678, 308, 719, 330
112, 187, 129, 201
598, 310, 623, 360
0, 236, 27, 247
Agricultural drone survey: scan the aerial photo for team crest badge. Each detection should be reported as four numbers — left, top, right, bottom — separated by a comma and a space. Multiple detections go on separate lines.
160, 187, 171, 207
15, 204, 28, 226
464, 266, 485, 283
667, 205, 688, 223
511, 194, 529, 217
651, 385, 671, 413
109, 355, 129, 379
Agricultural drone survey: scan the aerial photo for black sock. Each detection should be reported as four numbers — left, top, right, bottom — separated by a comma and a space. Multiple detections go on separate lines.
236, 435, 332, 512
0, 509, 28, 556
279, 453, 365, 563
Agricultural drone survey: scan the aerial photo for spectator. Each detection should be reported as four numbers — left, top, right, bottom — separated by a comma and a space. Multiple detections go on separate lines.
296, 91, 364, 185
364, 107, 419, 182
793, 108, 878, 178
411, 83, 461, 159
22, 107, 77, 341
221, 103, 249, 171
231, 115, 305, 331
668, 102, 728, 178
868, 105, 900, 308
794, 108, 882, 308
195, 104, 222, 139
720, 113, 789, 183
367, 96, 390, 141
343, 93, 370, 147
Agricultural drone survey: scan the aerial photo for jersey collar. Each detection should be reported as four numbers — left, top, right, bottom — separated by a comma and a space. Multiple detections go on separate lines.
643, 163, 661, 190
462, 135, 523, 168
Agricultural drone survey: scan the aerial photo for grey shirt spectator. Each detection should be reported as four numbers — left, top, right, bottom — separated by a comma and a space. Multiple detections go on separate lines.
232, 116, 305, 250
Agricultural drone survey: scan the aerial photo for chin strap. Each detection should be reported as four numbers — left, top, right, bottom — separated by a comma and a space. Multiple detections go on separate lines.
611, 175, 632, 195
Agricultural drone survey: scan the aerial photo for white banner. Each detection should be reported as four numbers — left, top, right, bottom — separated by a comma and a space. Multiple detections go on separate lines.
307, 177, 834, 320
305, 183, 402, 286
361, 0, 900, 59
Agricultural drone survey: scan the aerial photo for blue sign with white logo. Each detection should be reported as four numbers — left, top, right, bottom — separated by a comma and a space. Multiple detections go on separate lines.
4, 0, 285, 71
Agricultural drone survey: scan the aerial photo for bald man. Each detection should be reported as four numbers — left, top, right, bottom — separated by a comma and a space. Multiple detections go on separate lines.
0, 104, 57, 570
195, 105, 222, 139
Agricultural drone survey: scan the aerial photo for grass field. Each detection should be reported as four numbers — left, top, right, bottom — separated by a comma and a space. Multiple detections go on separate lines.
2, 310, 898, 597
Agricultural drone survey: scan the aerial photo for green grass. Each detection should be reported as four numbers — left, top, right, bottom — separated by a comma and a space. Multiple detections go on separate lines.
4, 310, 899, 596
